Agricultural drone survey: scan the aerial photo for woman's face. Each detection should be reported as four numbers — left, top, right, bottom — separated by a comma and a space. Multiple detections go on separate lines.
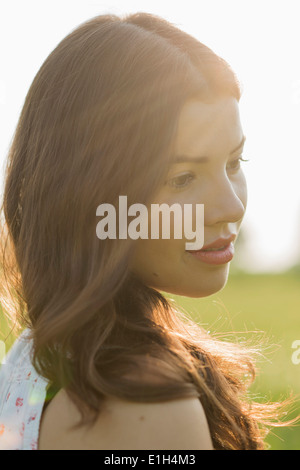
130, 96, 247, 297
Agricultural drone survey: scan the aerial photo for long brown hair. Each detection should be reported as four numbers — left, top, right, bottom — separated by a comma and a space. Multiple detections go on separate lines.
0, 12, 293, 450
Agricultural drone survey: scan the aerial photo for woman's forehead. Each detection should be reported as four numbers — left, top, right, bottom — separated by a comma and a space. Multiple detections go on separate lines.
173, 97, 243, 158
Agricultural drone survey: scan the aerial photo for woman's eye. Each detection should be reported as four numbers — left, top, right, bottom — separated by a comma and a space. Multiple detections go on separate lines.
165, 157, 249, 190
227, 156, 249, 172
166, 172, 195, 190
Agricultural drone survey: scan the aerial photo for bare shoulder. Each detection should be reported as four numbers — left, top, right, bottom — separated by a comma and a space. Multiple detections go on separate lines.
103, 395, 214, 450
39, 389, 213, 450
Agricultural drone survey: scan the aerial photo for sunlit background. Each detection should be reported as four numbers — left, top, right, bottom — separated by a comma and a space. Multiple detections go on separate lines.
0, 0, 299, 450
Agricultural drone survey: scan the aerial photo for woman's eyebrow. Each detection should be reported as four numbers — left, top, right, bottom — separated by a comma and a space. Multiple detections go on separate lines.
172, 135, 246, 164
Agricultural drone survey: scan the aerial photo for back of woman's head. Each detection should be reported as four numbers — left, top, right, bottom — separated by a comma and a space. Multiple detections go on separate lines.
1, 12, 285, 450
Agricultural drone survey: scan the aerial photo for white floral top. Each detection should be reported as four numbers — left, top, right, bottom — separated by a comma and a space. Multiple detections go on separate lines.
0, 329, 49, 450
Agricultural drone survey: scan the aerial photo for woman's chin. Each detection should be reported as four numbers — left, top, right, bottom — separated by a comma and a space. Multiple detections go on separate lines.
157, 278, 228, 299
138, 263, 230, 298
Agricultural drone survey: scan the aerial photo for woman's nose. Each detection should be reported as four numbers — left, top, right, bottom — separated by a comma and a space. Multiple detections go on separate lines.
203, 175, 246, 226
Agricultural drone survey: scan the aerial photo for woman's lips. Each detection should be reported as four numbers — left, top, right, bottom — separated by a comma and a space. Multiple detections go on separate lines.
186, 242, 234, 265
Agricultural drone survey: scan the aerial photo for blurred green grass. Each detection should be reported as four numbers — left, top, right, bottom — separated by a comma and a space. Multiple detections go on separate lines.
164, 271, 300, 450
1, 271, 300, 449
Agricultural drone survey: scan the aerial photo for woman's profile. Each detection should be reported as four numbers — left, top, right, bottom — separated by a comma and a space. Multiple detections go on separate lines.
0, 12, 291, 450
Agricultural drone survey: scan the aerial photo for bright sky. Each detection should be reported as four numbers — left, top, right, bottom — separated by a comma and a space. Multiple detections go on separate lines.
0, 0, 300, 272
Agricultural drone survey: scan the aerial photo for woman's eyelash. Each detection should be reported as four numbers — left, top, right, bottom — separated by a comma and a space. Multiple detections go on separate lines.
227, 156, 250, 171
166, 172, 195, 190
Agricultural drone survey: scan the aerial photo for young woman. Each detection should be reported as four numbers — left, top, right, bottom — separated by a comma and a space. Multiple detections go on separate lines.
0, 12, 287, 450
